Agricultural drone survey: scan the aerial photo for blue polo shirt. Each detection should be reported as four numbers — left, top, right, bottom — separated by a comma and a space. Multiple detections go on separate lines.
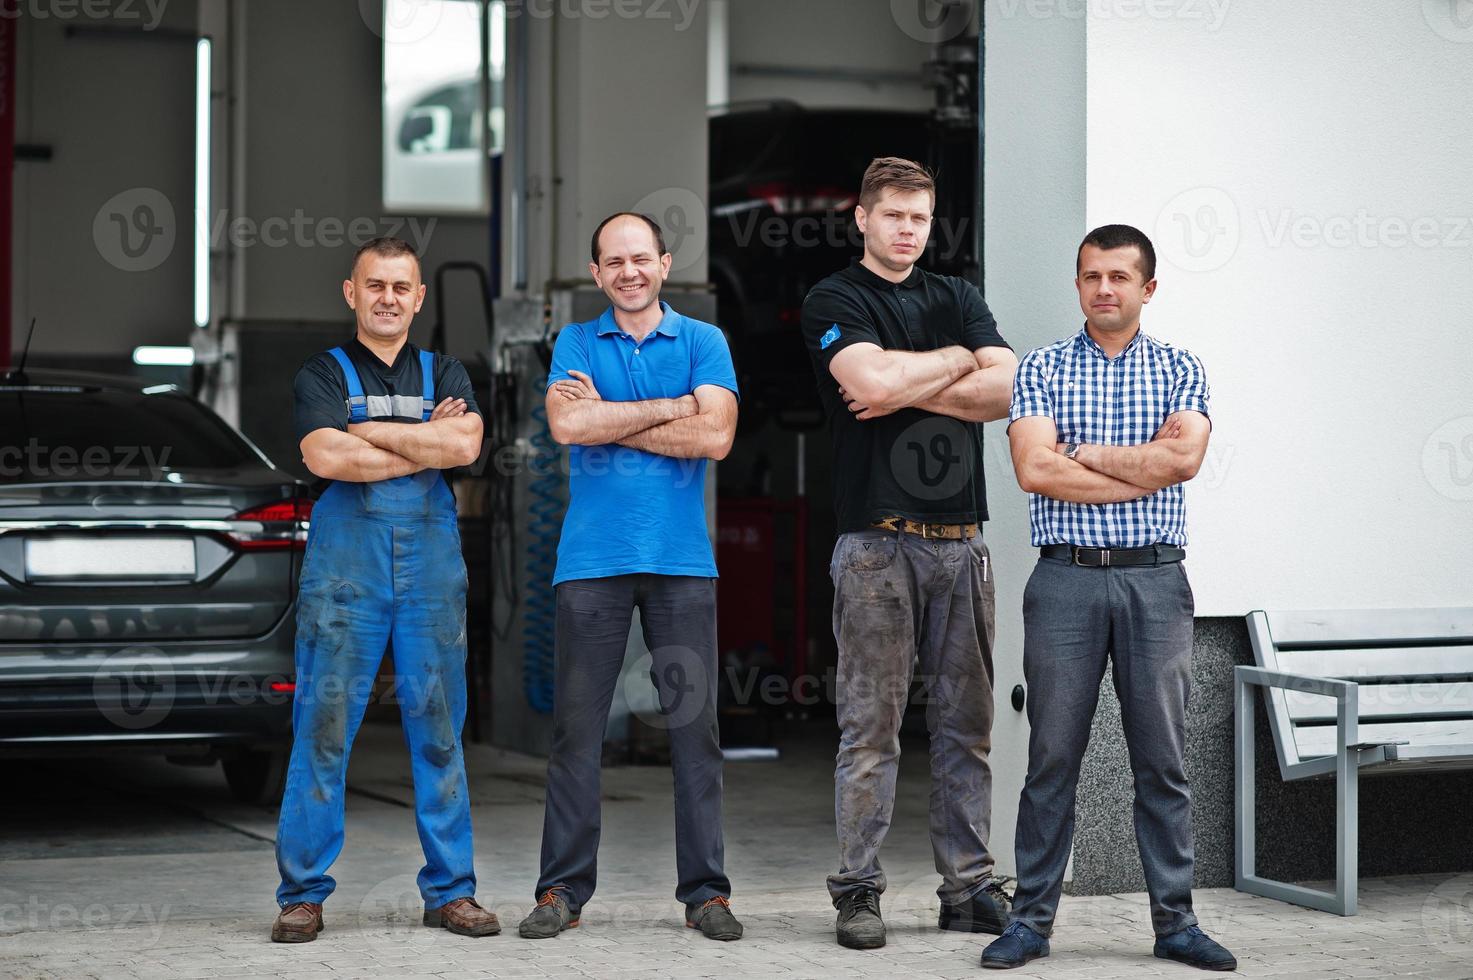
546, 301, 739, 585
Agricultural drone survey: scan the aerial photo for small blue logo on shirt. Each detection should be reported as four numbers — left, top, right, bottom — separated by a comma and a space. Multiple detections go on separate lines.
819, 324, 841, 350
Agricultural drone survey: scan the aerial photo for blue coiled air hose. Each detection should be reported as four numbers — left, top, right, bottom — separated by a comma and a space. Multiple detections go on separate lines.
522, 382, 563, 713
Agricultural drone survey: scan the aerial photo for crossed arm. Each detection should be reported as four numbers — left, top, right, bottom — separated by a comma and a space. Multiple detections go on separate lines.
546, 370, 738, 460
1008, 411, 1210, 503
299, 397, 483, 482
829, 342, 1020, 423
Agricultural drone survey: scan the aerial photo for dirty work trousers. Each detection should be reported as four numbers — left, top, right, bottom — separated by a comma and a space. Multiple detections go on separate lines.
535, 574, 729, 914
1009, 555, 1198, 937
275, 471, 476, 909
827, 528, 998, 906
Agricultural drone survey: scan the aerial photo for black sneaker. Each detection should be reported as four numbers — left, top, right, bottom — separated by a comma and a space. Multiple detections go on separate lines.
939, 878, 1013, 935
835, 888, 885, 950
1154, 925, 1238, 971
685, 896, 743, 941
518, 889, 579, 939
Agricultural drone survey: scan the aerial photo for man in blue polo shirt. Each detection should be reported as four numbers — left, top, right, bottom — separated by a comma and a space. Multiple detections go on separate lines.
517, 212, 742, 943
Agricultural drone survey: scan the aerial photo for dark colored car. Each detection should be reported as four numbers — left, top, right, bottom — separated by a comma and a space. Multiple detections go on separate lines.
708, 103, 975, 429
0, 370, 308, 802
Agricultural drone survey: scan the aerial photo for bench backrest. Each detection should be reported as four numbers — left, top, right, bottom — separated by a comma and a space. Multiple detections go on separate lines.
1246, 609, 1473, 774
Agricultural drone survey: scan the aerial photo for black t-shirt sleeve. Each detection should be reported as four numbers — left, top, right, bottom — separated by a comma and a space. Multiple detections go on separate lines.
434, 355, 484, 419
800, 282, 884, 378
957, 280, 1011, 352
293, 354, 348, 443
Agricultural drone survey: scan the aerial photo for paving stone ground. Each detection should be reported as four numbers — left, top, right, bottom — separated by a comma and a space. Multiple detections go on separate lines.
1, 724, 1469, 979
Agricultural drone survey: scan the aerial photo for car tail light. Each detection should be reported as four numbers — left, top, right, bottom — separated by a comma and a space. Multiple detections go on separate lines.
228, 497, 313, 551
746, 182, 857, 215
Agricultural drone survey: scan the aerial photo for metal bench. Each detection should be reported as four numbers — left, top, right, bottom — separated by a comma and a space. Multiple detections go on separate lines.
1235, 608, 1473, 915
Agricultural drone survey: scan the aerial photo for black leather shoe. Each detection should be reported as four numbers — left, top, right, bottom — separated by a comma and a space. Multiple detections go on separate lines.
1154, 925, 1238, 971
939, 878, 1012, 935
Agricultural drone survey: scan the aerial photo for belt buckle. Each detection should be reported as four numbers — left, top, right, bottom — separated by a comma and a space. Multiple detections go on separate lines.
1073, 547, 1109, 567
920, 522, 935, 539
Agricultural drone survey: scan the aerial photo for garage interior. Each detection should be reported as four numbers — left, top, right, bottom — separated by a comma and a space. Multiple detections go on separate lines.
3, 0, 980, 905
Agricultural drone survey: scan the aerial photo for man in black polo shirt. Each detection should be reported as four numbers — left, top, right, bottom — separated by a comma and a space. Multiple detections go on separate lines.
801, 157, 1019, 950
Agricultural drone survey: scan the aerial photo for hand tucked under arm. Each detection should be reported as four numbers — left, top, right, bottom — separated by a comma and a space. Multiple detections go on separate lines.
349, 409, 483, 470
910, 346, 1019, 423
828, 343, 977, 419
1009, 416, 1154, 504
546, 370, 697, 445
1068, 412, 1210, 491
299, 428, 425, 483
616, 384, 738, 460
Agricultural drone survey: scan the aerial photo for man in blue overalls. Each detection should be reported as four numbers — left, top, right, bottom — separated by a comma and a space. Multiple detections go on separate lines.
271, 237, 495, 943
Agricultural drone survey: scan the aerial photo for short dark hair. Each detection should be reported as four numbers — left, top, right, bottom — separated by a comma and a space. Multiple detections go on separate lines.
1077, 224, 1156, 281
351, 236, 421, 278
859, 157, 936, 211
591, 212, 667, 263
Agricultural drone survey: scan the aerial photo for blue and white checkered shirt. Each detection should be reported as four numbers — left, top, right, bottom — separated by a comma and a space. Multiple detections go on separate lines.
1009, 327, 1210, 548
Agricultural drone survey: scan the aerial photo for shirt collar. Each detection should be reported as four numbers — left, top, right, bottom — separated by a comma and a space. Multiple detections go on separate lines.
349, 335, 412, 370
1075, 325, 1146, 360
597, 300, 682, 337
845, 257, 923, 290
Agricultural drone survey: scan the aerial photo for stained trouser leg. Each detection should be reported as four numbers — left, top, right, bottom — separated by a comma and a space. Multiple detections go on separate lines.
919, 535, 998, 904
635, 575, 729, 909
1110, 563, 1199, 936
535, 577, 637, 911
391, 519, 477, 908
275, 517, 393, 906
1008, 558, 1112, 937
826, 530, 919, 905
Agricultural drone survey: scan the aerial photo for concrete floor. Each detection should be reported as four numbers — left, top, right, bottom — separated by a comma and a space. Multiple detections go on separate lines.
1, 721, 1470, 979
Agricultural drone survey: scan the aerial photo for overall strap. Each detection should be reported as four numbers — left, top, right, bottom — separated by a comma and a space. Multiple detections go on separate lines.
419, 348, 436, 421
327, 346, 368, 423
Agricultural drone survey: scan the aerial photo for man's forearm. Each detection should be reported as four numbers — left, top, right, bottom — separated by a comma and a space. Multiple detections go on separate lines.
1073, 442, 1191, 491
353, 418, 480, 469
912, 364, 1015, 422
311, 437, 425, 483
554, 396, 695, 445
1021, 447, 1154, 504
616, 415, 723, 459
862, 346, 977, 412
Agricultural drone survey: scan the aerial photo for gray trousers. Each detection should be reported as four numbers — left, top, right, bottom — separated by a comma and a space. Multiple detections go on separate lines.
536, 574, 729, 912
1011, 556, 1198, 937
827, 529, 997, 906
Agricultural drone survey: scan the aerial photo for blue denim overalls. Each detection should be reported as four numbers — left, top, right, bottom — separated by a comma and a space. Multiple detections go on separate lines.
276, 346, 475, 909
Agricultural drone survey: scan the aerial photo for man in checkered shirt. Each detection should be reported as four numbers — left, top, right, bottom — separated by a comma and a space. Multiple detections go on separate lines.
981, 225, 1236, 973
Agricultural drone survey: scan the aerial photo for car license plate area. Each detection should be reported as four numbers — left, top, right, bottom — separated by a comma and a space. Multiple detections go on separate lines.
24, 535, 197, 583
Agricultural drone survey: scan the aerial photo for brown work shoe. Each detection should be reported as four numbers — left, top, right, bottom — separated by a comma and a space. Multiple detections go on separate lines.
270, 902, 323, 943
423, 896, 502, 937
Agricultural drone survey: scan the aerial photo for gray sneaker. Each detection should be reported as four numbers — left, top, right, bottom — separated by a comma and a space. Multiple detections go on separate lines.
835, 888, 885, 950
686, 896, 743, 941
518, 889, 579, 939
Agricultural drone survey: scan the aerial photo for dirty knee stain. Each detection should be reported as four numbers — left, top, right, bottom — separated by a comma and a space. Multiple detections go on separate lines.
422, 742, 454, 768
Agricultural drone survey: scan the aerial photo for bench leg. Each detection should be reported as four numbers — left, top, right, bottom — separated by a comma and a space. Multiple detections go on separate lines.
1234, 670, 1358, 916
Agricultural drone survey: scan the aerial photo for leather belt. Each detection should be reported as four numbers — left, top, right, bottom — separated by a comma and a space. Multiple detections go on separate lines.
1041, 544, 1185, 567
871, 516, 978, 540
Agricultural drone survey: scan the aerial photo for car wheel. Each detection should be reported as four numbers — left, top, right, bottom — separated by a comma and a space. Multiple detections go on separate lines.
222, 748, 288, 805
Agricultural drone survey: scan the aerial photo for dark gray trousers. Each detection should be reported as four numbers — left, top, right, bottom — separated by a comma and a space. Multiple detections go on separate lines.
535, 574, 729, 912
827, 529, 997, 906
1010, 556, 1198, 937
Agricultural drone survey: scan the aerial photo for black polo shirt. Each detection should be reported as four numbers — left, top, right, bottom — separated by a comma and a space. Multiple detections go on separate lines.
293, 337, 481, 443
800, 259, 1010, 534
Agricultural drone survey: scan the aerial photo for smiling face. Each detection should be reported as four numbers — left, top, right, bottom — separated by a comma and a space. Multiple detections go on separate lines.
1076, 243, 1156, 337
590, 215, 671, 315
856, 186, 934, 276
344, 252, 425, 344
